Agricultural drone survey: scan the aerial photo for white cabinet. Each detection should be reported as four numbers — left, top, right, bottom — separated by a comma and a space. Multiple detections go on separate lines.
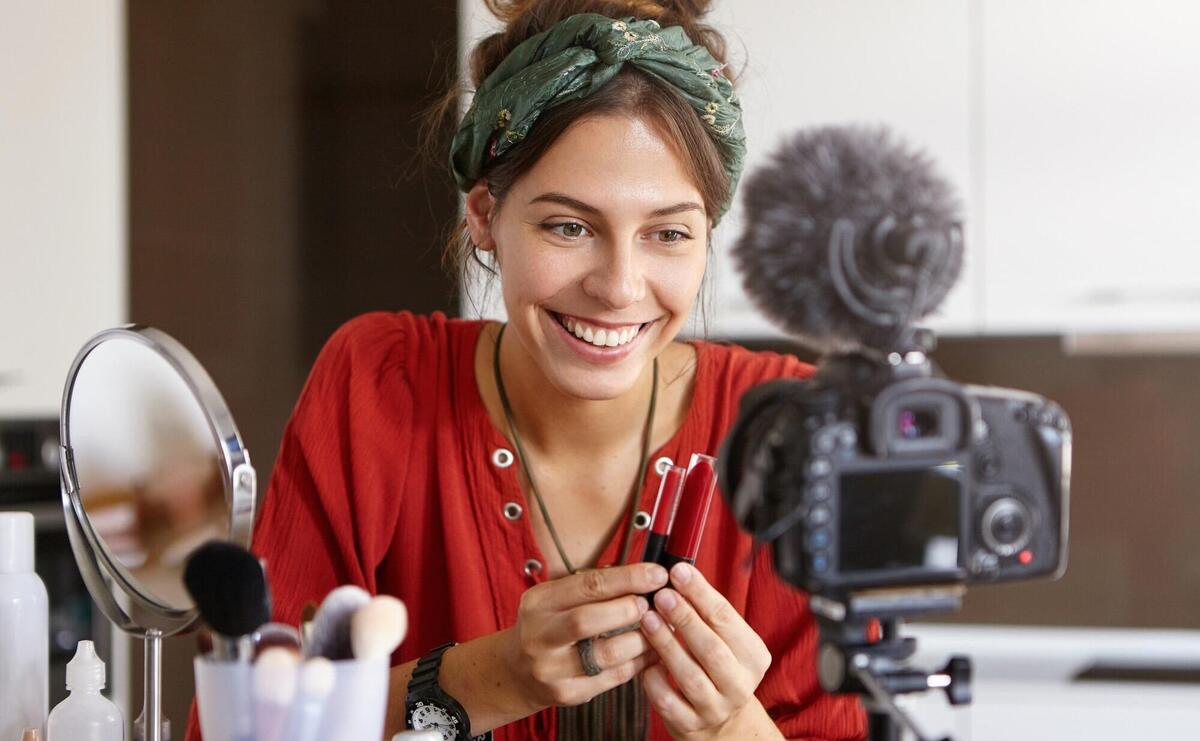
706, 0, 978, 339
980, 1, 1200, 334
0, 0, 126, 416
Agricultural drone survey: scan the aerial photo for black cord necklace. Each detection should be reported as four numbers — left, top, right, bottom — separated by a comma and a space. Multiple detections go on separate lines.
491, 322, 656, 739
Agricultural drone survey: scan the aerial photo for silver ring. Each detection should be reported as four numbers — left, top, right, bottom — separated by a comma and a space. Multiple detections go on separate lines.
576, 637, 603, 677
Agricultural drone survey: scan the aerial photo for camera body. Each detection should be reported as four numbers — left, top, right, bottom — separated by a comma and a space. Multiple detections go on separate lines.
721, 350, 1070, 596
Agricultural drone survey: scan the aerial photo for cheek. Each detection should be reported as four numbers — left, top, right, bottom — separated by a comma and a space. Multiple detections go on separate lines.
653, 251, 707, 313
498, 241, 584, 307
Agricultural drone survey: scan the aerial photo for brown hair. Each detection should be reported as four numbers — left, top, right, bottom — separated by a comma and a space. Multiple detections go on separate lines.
423, 0, 735, 295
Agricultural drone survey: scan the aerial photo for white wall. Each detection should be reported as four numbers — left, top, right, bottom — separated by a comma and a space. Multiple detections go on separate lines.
0, 0, 127, 417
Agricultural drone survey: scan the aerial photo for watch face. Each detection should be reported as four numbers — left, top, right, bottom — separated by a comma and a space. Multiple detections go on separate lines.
410, 701, 460, 741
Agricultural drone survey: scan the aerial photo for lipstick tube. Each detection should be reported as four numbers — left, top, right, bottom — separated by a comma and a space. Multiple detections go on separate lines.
642, 464, 686, 565
659, 453, 718, 571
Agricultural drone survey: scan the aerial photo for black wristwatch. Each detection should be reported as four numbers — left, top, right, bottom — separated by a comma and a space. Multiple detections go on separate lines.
406, 641, 492, 741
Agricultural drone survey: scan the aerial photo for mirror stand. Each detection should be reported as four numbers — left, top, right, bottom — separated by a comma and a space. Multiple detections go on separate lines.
133, 629, 164, 741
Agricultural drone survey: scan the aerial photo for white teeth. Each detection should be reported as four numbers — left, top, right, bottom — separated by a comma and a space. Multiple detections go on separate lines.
555, 313, 644, 349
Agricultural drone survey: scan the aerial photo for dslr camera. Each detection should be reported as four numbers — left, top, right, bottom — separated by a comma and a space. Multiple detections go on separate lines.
721, 347, 1070, 597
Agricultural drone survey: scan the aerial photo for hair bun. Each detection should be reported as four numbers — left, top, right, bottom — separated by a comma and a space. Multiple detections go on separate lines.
473, 0, 725, 87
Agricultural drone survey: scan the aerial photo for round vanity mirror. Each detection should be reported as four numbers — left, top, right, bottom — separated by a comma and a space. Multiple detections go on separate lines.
60, 326, 256, 741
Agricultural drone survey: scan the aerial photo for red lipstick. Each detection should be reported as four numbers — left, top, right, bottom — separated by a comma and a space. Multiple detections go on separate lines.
660, 453, 718, 570
641, 464, 686, 565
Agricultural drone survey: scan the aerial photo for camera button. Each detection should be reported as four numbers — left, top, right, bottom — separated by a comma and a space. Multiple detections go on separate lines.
809, 529, 830, 549
808, 457, 832, 478
807, 505, 832, 527
812, 553, 830, 572
812, 430, 837, 454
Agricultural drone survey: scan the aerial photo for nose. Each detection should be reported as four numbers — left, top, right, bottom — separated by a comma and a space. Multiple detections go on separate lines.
582, 241, 645, 310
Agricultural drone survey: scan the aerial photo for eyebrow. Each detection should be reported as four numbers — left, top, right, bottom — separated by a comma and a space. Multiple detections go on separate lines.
528, 192, 704, 218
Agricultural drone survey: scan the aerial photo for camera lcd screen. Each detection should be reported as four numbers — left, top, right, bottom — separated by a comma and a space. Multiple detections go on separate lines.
838, 468, 961, 574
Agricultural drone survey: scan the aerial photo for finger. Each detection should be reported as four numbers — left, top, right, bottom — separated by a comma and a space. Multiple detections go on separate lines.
639, 605, 722, 714
669, 562, 770, 672
641, 663, 703, 734
543, 563, 669, 611
651, 587, 746, 698
560, 649, 658, 705
586, 628, 653, 673
545, 595, 649, 645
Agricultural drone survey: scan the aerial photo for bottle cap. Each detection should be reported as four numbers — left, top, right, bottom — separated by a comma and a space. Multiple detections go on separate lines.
0, 512, 35, 574
66, 640, 107, 692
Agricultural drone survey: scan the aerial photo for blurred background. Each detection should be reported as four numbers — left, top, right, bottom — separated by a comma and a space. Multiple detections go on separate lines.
2, 1, 1199, 738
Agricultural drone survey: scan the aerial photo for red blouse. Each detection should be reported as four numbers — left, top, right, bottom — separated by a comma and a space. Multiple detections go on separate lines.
186, 311, 865, 741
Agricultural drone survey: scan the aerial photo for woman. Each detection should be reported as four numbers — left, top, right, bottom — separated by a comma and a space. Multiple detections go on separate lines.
187, 1, 865, 739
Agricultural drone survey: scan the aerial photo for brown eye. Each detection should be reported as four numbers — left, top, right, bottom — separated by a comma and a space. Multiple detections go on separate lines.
658, 229, 689, 244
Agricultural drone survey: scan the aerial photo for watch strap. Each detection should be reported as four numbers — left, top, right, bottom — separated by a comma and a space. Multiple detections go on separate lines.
406, 641, 491, 741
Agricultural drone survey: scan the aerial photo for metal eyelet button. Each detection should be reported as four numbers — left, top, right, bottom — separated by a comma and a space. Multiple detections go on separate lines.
523, 559, 543, 577
503, 502, 523, 520
654, 456, 674, 475
492, 448, 514, 468
633, 510, 652, 530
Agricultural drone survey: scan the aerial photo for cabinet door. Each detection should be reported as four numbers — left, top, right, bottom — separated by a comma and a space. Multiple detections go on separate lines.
707, 0, 977, 339
0, 0, 126, 415
982, 1, 1200, 334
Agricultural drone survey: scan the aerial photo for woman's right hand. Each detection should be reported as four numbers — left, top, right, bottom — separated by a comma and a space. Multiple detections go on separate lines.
506, 561, 669, 708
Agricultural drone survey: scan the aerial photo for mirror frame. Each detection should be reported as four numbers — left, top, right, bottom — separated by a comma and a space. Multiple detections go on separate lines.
59, 325, 257, 637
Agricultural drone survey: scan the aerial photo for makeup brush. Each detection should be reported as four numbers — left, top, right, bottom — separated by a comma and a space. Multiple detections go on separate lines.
287, 656, 337, 741
253, 647, 299, 741
184, 540, 272, 662
350, 595, 409, 660
308, 585, 370, 660
253, 621, 303, 659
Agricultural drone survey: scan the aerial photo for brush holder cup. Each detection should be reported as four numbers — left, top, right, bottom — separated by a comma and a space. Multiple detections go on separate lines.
194, 654, 389, 741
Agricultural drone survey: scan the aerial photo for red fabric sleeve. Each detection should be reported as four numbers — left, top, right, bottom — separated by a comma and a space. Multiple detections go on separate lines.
746, 548, 867, 740
185, 312, 415, 741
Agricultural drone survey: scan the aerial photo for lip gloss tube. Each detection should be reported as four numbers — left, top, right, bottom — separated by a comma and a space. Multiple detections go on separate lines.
659, 453, 718, 571
642, 464, 686, 565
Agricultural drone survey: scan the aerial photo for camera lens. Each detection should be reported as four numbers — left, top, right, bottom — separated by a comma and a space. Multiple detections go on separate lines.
981, 497, 1033, 556
897, 408, 939, 439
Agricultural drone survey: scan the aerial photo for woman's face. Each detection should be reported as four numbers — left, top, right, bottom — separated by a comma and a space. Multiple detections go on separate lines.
469, 114, 709, 401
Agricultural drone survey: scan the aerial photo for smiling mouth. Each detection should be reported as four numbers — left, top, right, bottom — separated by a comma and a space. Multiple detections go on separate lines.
547, 310, 654, 350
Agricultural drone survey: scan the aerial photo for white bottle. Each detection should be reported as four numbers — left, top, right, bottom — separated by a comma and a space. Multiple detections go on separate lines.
0, 512, 49, 741
47, 641, 124, 741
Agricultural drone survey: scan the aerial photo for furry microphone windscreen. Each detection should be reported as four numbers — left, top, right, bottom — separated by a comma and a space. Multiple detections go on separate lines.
732, 125, 963, 354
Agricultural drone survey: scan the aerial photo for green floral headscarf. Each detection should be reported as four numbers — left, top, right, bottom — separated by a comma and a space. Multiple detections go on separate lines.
449, 13, 746, 223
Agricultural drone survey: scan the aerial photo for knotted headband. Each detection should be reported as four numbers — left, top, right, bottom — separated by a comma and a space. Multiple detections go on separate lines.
449, 13, 747, 223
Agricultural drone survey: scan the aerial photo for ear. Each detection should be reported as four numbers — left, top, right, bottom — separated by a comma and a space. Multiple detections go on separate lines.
465, 181, 498, 252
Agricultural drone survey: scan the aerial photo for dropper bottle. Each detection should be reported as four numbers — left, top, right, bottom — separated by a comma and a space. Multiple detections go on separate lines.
47, 640, 124, 741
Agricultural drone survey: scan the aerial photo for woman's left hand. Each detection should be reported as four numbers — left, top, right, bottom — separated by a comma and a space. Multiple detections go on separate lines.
639, 562, 781, 740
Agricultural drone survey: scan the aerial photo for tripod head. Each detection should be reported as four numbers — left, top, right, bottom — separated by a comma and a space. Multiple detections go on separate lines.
810, 587, 973, 741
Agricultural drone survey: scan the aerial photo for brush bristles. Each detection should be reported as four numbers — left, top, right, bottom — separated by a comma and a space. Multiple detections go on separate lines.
184, 540, 271, 638
351, 595, 409, 660
300, 657, 336, 698
253, 647, 299, 704
309, 585, 370, 661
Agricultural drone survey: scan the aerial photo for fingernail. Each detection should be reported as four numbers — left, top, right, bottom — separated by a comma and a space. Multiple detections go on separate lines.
655, 589, 678, 611
647, 564, 669, 586
671, 562, 693, 584
636, 596, 649, 614
641, 611, 663, 632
